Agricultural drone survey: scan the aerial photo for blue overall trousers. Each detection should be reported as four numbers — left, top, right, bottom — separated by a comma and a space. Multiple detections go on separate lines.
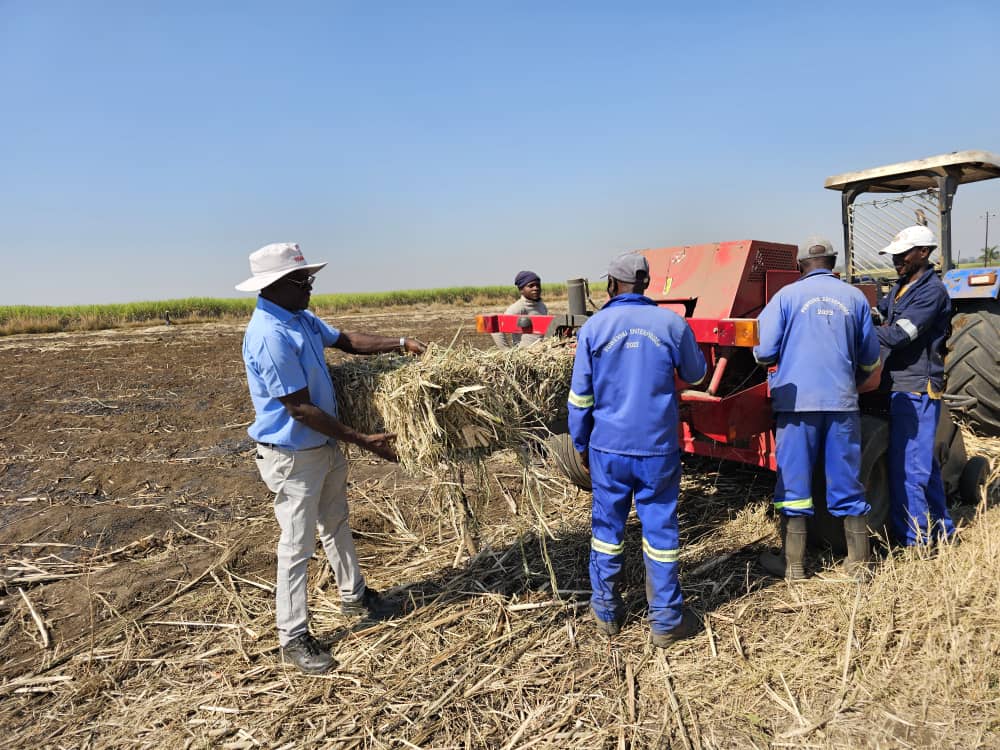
589, 449, 683, 634
774, 412, 870, 518
888, 392, 955, 545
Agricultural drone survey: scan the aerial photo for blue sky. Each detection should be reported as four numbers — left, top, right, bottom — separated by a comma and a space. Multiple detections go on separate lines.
2, 1, 999, 305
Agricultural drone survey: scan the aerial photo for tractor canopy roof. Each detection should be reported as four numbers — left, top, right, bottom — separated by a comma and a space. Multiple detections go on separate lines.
824, 150, 1000, 194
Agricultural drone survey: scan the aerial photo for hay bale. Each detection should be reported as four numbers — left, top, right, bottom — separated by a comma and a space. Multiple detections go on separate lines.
330, 340, 574, 473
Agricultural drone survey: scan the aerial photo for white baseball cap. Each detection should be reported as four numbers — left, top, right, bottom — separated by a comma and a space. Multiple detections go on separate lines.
235, 242, 328, 292
879, 225, 937, 256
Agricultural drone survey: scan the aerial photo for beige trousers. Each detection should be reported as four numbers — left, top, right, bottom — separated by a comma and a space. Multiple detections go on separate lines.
255, 442, 365, 645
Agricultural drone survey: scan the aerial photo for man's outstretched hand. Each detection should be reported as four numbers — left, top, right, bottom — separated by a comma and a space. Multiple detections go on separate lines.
404, 337, 428, 355
361, 432, 399, 463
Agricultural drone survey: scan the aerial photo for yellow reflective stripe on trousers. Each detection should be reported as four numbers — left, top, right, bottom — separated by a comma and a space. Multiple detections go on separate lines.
641, 538, 679, 563
591, 536, 625, 556
568, 390, 595, 408
774, 497, 813, 511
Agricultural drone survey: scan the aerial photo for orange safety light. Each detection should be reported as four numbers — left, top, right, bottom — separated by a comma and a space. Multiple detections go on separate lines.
730, 318, 759, 347
711, 318, 760, 347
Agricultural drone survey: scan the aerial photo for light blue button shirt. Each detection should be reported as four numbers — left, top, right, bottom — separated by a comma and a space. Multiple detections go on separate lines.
242, 297, 341, 449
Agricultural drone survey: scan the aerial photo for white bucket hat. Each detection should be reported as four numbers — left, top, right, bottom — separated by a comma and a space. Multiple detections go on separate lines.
235, 242, 327, 292
879, 225, 937, 256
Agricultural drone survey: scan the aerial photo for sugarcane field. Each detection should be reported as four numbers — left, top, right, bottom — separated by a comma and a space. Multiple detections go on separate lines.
1, 297, 997, 750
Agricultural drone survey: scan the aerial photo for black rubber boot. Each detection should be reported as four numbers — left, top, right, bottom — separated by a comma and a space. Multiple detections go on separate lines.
842, 514, 872, 579
785, 516, 807, 579
758, 516, 808, 581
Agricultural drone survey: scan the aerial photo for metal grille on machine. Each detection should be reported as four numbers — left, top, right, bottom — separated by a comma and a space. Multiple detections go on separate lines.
847, 189, 940, 279
748, 246, 797, 281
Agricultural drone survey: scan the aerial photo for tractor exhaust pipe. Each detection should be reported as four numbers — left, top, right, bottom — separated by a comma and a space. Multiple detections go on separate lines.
567, 278, 588, 316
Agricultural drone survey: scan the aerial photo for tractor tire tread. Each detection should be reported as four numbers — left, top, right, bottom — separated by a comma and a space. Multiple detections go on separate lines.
937, 404, 966, 499
548, 433, 591, 491
944, 303, 1000, 436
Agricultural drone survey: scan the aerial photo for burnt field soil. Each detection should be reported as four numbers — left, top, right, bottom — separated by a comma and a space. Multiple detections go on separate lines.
1, 303, 998, 749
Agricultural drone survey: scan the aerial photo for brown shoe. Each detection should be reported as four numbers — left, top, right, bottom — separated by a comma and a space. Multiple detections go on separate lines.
650, 610, 701, 648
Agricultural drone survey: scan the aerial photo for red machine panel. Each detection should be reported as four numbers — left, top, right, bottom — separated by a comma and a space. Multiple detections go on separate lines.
642, 240, 798, 321
475, 239, 806, 473
764, 269, 801, 304
637, 240, 797, 469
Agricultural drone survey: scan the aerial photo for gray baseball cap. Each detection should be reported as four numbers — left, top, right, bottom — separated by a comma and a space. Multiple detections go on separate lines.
606, 252, 650, 282
797, 236, 837, 261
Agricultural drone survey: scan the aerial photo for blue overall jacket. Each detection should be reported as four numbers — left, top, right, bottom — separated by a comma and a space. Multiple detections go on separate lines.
753, 269, 881, 412
568, 294, 707, 456
876, 268, 951, 394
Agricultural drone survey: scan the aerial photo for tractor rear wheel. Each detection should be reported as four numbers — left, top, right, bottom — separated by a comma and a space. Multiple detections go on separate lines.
808, 415, 890, 553
959, 455, 991, 505
935, 402, 967, 500
548, 432, 591, 491
945, 300, 1000, 436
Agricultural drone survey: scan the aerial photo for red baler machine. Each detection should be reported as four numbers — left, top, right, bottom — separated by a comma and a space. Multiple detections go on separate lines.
477, 240, 827, 471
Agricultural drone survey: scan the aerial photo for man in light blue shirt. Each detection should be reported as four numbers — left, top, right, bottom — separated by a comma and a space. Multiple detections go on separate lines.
753, 236, 880, 580
238, 242, 426, 674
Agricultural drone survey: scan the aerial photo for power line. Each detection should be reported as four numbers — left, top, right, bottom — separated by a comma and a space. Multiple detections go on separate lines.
983, 211, 997, 265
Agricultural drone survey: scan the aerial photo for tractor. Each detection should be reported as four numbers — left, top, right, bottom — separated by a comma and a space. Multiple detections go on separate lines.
476, 150, 996, 551
825, 150, 1000, 438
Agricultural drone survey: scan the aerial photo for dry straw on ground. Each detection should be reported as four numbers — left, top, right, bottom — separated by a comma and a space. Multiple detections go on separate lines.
6, 311, 997, 747
331, 341, 575, 474
2, 431, 998, 748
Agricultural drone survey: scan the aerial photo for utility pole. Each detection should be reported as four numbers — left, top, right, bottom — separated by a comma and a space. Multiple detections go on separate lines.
984, 211, 997, 265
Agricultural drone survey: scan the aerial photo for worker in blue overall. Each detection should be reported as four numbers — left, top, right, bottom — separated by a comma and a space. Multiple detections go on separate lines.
754, 237, 881, 580
568, 252, 707, 646
876, 225, 955, 546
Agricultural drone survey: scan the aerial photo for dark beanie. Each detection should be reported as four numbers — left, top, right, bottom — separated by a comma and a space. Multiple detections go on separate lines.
514, 270, 540, 289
